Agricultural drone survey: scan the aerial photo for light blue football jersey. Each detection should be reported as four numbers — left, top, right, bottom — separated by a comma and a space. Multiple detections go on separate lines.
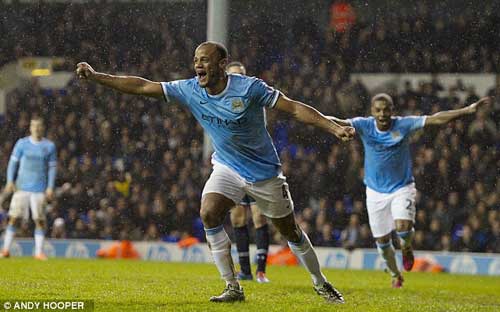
348, 116, 426, 193
7, 137, 57, 192
161, 74, 281, 182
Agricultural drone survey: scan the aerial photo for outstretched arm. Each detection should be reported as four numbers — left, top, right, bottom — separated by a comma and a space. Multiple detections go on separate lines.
326, 116, 351, 127
274, 94, 355, 141
425, 97, 491, 126
76, 62, 163, 98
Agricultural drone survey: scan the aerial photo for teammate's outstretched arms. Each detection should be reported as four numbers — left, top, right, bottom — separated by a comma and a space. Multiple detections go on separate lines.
425, 96, 492, 126
76, 62, 163, 98
274, 94, 355, 141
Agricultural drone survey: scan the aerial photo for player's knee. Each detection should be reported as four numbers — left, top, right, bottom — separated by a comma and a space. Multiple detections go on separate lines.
376, 234, 391, 244
200, 205, 226, 228
253, 214, 267, 228
231, 216, 246, 227
230, 207, 246, 227
34, 220, 45, 229
9, 218, 20, 227
395, 221, 412, 233
200, 207, 216, 228
201, 194, 233, 228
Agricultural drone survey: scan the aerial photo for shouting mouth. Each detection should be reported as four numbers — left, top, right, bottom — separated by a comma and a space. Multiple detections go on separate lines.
197, 70, 207, 83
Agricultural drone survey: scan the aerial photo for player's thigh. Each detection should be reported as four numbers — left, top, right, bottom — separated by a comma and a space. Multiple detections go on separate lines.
230, 204, 247, 227
9, 191, 30, 220
246, 175, 293, 219
202, 162, 246, 206
391, 183, 417, 226
249, 203, 267, 228
366, 190, 394, 238
30, 193, 47, 221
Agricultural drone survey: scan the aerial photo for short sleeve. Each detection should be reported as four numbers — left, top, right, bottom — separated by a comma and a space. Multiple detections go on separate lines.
161, 80, 189, 105
347, 117, 370, 135
10, 140, 23, 162
248, 78, 281, 109
400, 116, 427, 133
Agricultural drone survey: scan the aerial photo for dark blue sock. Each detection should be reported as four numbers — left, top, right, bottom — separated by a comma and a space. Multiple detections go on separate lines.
255, 224, 269, 273
234, 225, 251, 275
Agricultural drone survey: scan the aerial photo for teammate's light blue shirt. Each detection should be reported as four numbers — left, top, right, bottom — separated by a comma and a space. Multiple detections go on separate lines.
7, 137, 57, 192
161, 74, 281, 182
348, 116, 426, 193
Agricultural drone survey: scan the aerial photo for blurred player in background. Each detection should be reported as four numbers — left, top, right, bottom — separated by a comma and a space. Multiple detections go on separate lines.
1, 116, 57, 260
76, 41, 354, 304
226, 61, 270, 284
329, 93, 490, 288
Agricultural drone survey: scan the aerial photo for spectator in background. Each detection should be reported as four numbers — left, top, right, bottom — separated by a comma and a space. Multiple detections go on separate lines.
453, 225, 481, 252
113, 171, 132, 198
50, 218, 66, 239
341, 214, 362, 250
486, 221, 500, 253
468, 110, 498, 146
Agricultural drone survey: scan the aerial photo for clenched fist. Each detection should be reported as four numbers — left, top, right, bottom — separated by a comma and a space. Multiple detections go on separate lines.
335, 126, 356, 142
467, 96, 492, 114
76, 62, 96, 79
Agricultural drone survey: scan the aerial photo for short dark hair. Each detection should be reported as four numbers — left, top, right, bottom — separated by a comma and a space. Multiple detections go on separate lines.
226, 61, 246, 74
371, 93, 394, 106
30, 115, 44, 123
198, 41, 228, 61
226, 61, 244, 69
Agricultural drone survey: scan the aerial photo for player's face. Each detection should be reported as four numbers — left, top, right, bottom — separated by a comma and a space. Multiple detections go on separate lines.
193, 45, 226, 88
30, 119, 45, 139
226, 65, 246, 75
371, 100, 393, 130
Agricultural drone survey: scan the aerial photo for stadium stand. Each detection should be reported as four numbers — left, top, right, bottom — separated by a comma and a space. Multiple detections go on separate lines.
0, 1, 498, 254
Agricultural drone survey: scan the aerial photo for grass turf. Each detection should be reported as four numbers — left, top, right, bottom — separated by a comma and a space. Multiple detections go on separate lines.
0, 258, 499, 311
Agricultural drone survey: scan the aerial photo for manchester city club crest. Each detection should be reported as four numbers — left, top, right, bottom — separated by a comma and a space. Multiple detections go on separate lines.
390, 130, 401, 139
231, 98, 244, 112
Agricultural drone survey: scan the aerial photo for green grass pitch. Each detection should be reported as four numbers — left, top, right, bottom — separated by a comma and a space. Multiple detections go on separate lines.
0, 258, 499, 311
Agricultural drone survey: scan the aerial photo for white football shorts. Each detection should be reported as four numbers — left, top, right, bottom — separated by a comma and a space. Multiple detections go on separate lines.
202, 161, 294, 219
9, 190, 47, 221
366, 183, 416, 238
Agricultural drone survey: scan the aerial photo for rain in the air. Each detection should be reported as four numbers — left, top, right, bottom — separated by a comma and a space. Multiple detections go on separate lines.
0, 0, 498, 310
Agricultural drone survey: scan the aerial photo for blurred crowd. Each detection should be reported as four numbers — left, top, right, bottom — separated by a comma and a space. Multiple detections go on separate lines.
0, 2, 499, 253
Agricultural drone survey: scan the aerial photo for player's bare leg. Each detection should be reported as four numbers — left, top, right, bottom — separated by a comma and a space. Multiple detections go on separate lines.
230, 204, 253, 281
396, 219, 415, 271
201, 193, 244, 303
251, 205, 270, 283
270, 213, 344, 304
1, 218, 19, 258
33, 219, 47, 260
375, 234, 403, 288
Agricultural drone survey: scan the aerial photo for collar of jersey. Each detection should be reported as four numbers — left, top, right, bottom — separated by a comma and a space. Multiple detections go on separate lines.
373, 117, 395, 134
29, 137, 44, 145
205, 75, 231, 99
